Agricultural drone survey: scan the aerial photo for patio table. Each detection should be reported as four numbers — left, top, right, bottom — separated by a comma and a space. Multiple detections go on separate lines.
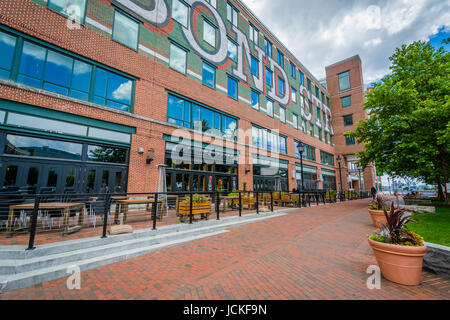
7, 202, 86, 237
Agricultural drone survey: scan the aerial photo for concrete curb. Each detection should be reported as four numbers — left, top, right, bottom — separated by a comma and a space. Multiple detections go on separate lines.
424, 242, 450, 279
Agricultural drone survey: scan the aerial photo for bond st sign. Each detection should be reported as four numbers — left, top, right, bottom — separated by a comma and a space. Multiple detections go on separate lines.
111, 0, 332, 134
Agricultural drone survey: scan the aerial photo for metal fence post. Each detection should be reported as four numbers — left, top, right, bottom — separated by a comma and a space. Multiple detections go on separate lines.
256, 192, 259, 214
239, 191, 242, 217
271, 192, 274, 212
101, 192, 111, 239
216, 192, 220, 220
152, 193, 158, 230
308, 193, 311, 207
27, 195, 40, 250
189, 192, 193, 224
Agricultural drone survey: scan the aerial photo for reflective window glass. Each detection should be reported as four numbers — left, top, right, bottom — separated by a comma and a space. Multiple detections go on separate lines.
113, 10, 139, 50
65, 168, 76, 187
18, 41, 46, 82
48, 0, 87, 23
172, 0, 189, 27
169, 43, 187, 74
203, 20, 216, 47
27, 167, 39, 186
4, 165, 18, 186
87, 145, 127, 163
228, 39, 237, 62
202, 63, 215, 88
44, 50, 73, 88
47, 168, 59, 187
227, 77, 237, 100
0, 31, 16, 79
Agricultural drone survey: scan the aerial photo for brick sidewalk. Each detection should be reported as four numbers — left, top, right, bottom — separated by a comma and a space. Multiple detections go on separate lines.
1, 200, 449, 300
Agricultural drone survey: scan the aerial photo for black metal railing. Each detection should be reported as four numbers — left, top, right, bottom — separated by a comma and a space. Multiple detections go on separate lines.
0, 189, 371, 250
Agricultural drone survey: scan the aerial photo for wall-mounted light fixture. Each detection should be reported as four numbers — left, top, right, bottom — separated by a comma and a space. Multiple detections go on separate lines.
245, 166, 251, 174
146, 148, 155, 164
138, 148, 145, 154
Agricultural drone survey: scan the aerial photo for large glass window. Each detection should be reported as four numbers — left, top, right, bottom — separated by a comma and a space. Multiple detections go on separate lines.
277, 50, 284, 68
345, 135, 356, 145
266, 100, 273, 117
341, 95, 351, 107
172, 0, 189, 27
203, 20, 216, 47
279, 107, 286, 123
291, 88, 297, 103
112, 10, 139, 50
227, 76, 238, 100
299, 70, 304, 86
251, 90, 259, 110
202, 62, 215, 88
343, 114, 353, 126
292, 114, 298, 129
15, 39, 134, 111
320, 151, 335, 166
227, 3, 238, 26
266, 68, 273, 86
94, 68, 133, 111
252, 125, 286, 154
5, 134, 82, 160
249, 24, 258, 43
338, 71, 350, 91
264, 38, 272, 57
295, 140, 316, 161
278, 77, 285, 95
167, 93, 237, 140
0, 31, 16, 80
228, 39, 237, 62
290, 62, 296, 78
87, 145, 127, 163
169, 43, 187, 74
48, 0, 87, 24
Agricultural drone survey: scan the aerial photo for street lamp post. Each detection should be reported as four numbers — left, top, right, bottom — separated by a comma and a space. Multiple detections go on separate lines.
357, 165, 363, 198
297, 140, 306, 206
337, 155, 343, 201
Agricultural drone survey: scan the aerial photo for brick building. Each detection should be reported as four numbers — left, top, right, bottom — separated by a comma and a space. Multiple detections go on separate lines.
0, 0, 375, 194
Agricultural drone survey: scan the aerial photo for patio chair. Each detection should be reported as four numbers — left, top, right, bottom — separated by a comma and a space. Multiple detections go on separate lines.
86, 197, 111, 228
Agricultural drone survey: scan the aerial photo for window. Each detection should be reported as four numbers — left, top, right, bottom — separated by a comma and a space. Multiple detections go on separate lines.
48, 0, 87, 24
112, 10, 139, 50
251, 56, 259, 76
252, 125, 286, 154
203, 20, 216, 47
172, 0, 189, 27
307, 78, 312, 93
266, 100, 273, 117
0, 31, 17, 80
299, 70, 304, 86
341, 95, 351, 107
279, 107, 286, 123
295, 141, 316, 161
264, 38, 272, 57
278, 77, 285, 95
5, 134, 82, 160
290, 62, 296, 78
202, 62, 215, 88
291, 88, 297, 103
343, 114, 353, 126
338, 71, 350, 91
292, 114, 298, 129
326, 97, 330, 107
205, 0, 216, 8
345, 135, 356, 145
251, 90, 259, 110
266, 68, 273, 87
249, 24, 258, 43
321, 92, 325, 104
93, 68, 133, 111
227, 3, 238, 26
169, 43, 187, 74
228, 39, 237, 62
320, 151, 335, 166
227, 76, 238, 100
87, 145, 127, 163
167, 93, 237, 139
277, 50, 284, 67
315, 85, 319, 98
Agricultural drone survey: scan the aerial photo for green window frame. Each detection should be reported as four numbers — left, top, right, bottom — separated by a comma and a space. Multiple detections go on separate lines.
345, 135, 355, 145
341, 95, 351, 107
338, 70, 350, 91
343, 114, 353, 126
0, 26, 136, 113
47, 0, 87, 25
112, 9, 141, 51
320, 151, 335, 166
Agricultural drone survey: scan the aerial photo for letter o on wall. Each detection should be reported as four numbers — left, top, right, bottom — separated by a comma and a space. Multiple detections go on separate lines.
182, 0, 228, 66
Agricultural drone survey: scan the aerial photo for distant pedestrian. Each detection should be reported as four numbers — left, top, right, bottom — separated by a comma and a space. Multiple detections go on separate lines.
371, 186, 377, 199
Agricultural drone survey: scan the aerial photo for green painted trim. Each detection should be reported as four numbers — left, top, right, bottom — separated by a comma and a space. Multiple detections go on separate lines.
0, 99, 136, 134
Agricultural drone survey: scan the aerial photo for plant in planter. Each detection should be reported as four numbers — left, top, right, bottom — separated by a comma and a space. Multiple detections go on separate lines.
368, 195, 390, 227
217, 179, 223, 192
326, 189, 336, 201
367, 203, 426, 286
178, 194, 211, 222
227, 190, 240, 206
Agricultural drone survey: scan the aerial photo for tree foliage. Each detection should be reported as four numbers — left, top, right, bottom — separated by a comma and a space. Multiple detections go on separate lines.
349, 41, 450, 195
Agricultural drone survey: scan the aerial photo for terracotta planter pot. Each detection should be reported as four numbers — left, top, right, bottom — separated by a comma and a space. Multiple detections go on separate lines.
368, 238, 427, 286
368, 209, 387, 228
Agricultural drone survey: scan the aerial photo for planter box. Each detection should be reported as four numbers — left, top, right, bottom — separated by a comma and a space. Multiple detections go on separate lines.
326, 195, 336, 201
178, 202, 211, 218
368, 238, 427, 286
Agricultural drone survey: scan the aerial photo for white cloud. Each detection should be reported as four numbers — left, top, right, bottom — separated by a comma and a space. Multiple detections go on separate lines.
112, 80, 132, 101
241, 0, 450, 85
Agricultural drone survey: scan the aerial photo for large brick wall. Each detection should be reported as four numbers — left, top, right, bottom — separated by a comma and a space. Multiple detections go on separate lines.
0, 0, 368, 192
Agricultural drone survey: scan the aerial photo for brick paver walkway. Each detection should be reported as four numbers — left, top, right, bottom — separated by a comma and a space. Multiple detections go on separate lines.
1, 199, 449, 300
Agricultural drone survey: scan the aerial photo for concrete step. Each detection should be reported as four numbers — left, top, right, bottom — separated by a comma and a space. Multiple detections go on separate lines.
0, 211, 289, 292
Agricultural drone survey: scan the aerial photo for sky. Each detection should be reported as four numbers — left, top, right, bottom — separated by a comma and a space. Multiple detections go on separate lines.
241, 0, 450, 86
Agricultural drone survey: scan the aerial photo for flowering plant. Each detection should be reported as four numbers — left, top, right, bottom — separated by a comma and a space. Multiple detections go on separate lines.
217, 179, 223, 192
368, 194, 390, 211
368, 203, 424, 247
182, 194, 209, 204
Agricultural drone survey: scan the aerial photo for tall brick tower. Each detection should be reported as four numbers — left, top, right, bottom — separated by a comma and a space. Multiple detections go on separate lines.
325, 55, 376, 191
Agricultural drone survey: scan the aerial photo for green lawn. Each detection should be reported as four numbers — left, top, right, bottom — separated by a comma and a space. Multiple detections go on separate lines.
407, 207, 450, 247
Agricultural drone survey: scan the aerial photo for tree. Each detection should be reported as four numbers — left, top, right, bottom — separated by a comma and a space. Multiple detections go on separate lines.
349, 40, 450, 201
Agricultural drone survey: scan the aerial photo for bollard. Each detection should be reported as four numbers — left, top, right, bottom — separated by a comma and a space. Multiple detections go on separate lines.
152, 193, 158, 230
216, 192, 220, 220
101, 192, 111, 239
256, 192, 259, 214
271, 192, 274, 212
189, 192, 193, 224
239, 192, 242, 217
